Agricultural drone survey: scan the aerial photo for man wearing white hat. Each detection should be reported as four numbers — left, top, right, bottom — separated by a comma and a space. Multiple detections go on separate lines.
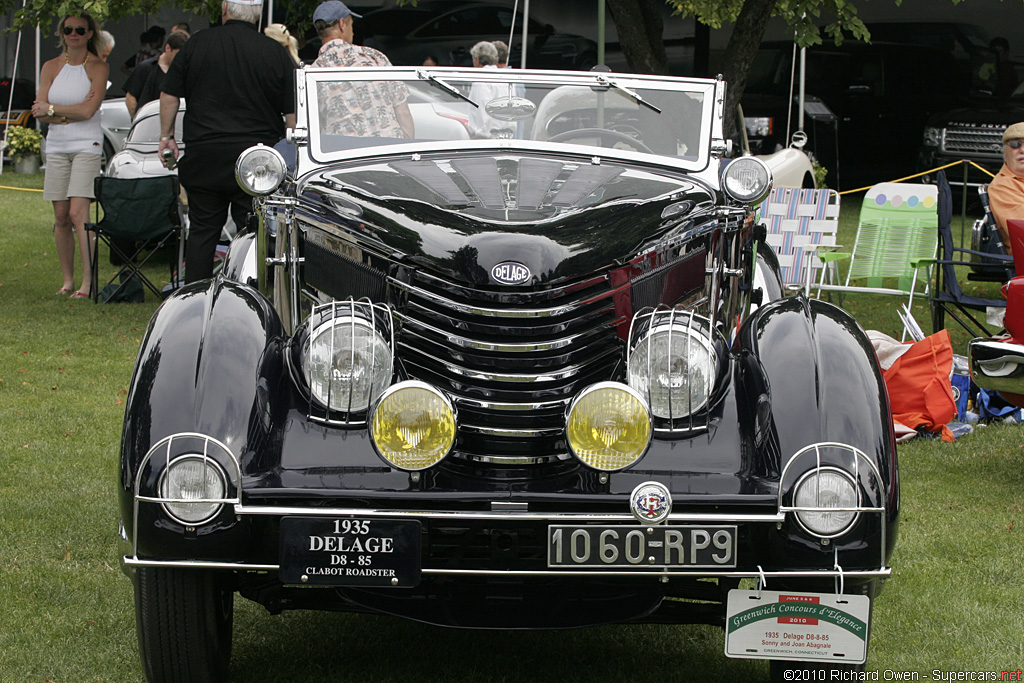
311, 0, 414, 139
157, 0, 296, 282
988, 121, 1024, 257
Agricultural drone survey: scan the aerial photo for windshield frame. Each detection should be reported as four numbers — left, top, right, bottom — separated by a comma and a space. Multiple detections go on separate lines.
299, 66, 722, 172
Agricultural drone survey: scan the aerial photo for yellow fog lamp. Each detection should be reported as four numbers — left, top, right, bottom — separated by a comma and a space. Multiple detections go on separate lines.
566, 382, 651, 471
370, 380, 456, 471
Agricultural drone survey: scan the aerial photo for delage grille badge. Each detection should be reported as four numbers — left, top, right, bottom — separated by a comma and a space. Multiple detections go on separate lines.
630, 481, 672, 524
491, 261, 531, 285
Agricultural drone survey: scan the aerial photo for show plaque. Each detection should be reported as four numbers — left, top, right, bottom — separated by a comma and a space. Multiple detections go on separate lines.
279, 517, 422, 587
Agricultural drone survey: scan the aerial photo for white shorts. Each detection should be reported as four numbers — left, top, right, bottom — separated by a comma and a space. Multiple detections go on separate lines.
43, 152, 102, 201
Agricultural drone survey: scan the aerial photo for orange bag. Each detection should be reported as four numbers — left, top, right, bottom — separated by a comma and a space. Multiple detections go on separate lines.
882, 329, 957, 442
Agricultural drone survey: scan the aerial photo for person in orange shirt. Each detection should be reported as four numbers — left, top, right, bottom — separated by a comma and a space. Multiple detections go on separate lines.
987, 121, 1024, 256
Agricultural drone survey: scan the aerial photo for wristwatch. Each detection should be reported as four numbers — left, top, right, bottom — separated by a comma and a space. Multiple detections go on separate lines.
47, 104, 54, 117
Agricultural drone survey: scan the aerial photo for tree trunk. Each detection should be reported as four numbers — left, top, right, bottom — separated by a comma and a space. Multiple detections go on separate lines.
718, 0, 775, 142
606, 0, 670, 75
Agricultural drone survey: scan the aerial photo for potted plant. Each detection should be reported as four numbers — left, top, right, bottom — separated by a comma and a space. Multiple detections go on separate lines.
6, 125, 43, 174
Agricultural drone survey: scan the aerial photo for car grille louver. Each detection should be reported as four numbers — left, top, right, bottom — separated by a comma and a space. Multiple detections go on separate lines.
941, 122, 1005, 156
393, 271, 623, 464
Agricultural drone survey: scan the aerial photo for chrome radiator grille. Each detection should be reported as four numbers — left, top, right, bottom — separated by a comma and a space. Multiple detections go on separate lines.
940, 123, 1004, 156
392, 271, 623, 464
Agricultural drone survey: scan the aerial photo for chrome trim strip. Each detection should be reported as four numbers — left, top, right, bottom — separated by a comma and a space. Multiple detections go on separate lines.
396, 312, 608, 353
391, 279, 607, 318
400, 344, 605, 383
459, 424, 564, 437
121, 557, 891, 579
454, 395, 571, 411
464, 452, 572, 464
231, 505, 787, 523
422, 568, 892, 578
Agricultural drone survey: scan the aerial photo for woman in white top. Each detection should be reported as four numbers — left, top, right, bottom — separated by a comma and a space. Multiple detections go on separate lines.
31, 12, 109, 298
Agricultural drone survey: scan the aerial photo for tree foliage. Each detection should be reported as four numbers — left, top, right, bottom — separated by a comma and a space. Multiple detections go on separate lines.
667, 0, 873, 140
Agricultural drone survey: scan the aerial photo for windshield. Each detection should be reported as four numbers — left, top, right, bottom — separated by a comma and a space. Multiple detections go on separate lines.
302, 68, 717, 169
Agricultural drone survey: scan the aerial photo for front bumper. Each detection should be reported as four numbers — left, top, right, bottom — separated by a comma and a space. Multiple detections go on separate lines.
121, 504, 893, 584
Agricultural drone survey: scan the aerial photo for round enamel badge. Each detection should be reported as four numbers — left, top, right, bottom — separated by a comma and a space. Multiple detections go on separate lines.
630, 481, 672, 525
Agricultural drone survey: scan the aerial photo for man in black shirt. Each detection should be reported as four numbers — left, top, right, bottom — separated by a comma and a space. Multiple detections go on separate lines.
158, 0, 295, 283
124, 30, 188, 118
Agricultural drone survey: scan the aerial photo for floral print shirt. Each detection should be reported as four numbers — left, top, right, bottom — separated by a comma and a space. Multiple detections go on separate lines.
313, 40, 408, 138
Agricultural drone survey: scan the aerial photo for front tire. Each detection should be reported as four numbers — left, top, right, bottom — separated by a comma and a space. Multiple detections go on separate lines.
135, 567, 234, 683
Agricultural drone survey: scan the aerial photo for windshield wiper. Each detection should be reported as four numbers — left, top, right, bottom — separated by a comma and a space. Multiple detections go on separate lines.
418, 70, 479, 108
595, 75, 662, 114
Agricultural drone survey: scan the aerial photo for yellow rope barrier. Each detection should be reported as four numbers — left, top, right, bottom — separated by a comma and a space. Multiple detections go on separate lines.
0, 183, 44, 192
837, 159, 995, 196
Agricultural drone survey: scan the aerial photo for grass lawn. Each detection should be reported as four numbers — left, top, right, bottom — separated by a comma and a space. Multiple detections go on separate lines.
1, 171, 1021, 682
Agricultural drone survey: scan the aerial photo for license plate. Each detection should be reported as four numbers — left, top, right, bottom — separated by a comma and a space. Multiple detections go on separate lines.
724, 589, 871, 664
547, 525, 737, 568
279, 517, 421, 587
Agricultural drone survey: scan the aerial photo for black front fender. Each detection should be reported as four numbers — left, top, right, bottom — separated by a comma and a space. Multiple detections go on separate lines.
119, 277, 286, 527
736, 295, 899, 556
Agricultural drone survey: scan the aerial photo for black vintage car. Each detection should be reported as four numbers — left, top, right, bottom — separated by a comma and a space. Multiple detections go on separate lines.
118, 66, 898, 681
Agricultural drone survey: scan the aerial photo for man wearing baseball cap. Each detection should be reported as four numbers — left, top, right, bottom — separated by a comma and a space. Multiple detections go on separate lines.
311, 0, 413, 139
987, 121, 1024, 256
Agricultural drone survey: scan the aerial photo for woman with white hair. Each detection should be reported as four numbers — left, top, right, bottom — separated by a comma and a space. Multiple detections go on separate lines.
468, 41, 514, 139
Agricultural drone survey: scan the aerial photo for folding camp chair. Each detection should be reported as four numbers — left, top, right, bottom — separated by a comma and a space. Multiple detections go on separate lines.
758, 187, 841, 294
809, 181, 937, 312
86, 175, 182, 303
929, 170, 1012, 336
966, 184, 1015, 282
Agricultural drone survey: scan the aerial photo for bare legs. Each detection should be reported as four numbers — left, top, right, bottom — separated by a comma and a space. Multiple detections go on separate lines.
53, 196, 94, 296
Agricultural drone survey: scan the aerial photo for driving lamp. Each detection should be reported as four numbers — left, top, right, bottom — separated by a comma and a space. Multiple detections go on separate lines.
566, 382, 651, 471
303, 316, 393, 414
370, 381, 456, 471
627, 316, 716, 419
159, 456, 227, 525
792, 467, 859, 537
721, 156, 772, 204
236, 144, 287, 196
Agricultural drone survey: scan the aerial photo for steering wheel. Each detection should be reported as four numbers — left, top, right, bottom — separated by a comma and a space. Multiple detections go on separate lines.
547, 128, 653, 154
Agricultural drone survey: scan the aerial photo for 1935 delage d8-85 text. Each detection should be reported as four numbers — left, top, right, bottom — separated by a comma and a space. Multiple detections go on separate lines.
117, 66, 898, 681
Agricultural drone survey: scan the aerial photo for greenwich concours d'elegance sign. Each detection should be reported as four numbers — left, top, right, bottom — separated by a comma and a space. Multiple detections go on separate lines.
724, 589, 872, 664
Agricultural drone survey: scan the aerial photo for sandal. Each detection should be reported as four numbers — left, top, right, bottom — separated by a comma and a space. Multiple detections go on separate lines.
69, 291, 90, 299
56, 287, 74, 295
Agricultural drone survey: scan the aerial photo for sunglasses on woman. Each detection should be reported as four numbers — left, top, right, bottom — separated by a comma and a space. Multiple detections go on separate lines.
63, 26, 87, 36
1007, 139, 1024, 149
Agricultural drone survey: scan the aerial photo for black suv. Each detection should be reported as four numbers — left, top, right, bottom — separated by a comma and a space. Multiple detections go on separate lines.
741, 40, 972, 190
918, 97, 1024, 190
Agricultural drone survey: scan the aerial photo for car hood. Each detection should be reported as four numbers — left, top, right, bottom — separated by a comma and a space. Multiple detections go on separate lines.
297, 152, 716, 286
106, 149, 177, 179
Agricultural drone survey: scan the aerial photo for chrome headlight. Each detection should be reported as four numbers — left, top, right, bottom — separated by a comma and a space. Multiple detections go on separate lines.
792, 467, 859, 538
235, 144, 286, 196
627, 312, 717, 419
722, 156, 772, 204
159, 456, 227, 525
566, 382, 651, 471
370, 381, 456, 471
922, 126, 941, 148
303, 314, 393, 414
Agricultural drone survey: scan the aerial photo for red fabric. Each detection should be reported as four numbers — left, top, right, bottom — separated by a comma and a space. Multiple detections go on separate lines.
882, 329, 957, 442
1004, 277, 1024, 341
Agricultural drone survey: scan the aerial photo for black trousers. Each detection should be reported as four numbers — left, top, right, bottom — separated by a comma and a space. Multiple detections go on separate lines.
178, 141, 255, 283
